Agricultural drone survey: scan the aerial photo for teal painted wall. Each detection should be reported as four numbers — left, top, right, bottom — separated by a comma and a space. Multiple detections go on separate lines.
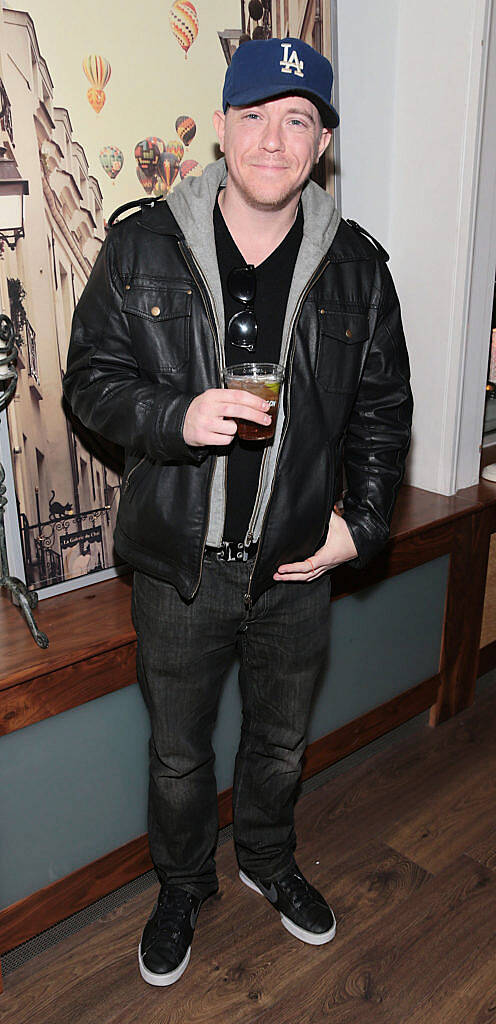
0, 556, 449, 911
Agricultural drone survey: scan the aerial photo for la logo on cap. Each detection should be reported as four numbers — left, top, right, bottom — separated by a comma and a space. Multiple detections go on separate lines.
279, 42, 304, 78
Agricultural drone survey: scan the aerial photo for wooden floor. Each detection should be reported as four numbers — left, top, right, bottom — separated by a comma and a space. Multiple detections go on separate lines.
2, 676, 496, 1024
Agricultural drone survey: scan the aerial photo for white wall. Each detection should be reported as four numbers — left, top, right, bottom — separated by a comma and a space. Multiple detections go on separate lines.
336, 0, 493, 494
336, 0, 399, 244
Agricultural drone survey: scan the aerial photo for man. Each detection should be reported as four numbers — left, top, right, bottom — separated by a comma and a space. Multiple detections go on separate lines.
64, 37, 413, 987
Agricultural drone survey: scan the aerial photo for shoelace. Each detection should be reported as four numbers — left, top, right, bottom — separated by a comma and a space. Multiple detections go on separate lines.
156, 887, 194, 946
277, 871, 315, 911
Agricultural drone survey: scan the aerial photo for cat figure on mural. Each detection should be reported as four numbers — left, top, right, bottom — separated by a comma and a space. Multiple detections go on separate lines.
48, 489, 73, 520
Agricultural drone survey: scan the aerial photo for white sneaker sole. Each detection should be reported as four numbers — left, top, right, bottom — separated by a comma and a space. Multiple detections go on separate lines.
239, 869, 336, 946
138, 942, 191, 986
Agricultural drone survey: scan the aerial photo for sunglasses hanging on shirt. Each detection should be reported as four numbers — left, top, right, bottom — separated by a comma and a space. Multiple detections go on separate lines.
227, 265, 258, 352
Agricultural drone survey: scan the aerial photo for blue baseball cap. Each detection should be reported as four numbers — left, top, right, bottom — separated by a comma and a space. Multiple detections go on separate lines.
222, 37, 339, 130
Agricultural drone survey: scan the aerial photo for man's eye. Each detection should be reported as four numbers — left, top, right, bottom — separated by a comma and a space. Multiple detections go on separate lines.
243, 113, 260, 120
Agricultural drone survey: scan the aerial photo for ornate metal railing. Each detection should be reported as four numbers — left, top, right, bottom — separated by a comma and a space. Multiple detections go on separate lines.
0, 78, 14, 146
19, 505, 111, 589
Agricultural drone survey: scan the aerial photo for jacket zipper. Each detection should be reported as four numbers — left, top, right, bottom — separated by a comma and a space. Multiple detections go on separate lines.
244, 448, 270, 546
178, 240, 225, 375
177, 239, 224, 598
244, 256, 331, 609
124, 455, 146, 494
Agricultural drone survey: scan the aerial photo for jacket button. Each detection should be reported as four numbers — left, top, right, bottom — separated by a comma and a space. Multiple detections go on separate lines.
345, 328, 352, 338
151, 306, 160, 316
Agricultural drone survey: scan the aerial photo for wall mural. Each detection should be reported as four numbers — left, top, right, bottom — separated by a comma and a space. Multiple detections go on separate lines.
0, 0, 336, 595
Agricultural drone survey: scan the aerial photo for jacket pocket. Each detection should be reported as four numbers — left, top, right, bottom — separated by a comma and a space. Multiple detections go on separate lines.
123, 454, 150, 499
122, 283, 192, 372
316, 310, 369, 393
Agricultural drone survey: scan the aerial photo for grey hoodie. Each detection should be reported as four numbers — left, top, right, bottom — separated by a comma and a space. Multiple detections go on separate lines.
167, 157, 341, 547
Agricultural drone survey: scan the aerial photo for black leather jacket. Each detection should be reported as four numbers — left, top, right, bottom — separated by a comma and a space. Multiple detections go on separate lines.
64, 193, 413, 605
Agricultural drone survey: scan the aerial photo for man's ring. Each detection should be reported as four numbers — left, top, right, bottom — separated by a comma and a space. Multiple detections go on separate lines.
306, 557, 316, 572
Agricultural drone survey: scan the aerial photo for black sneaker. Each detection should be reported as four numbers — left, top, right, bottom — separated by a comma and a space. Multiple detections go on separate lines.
138, 885, 203, 986
239, 865, 336, 945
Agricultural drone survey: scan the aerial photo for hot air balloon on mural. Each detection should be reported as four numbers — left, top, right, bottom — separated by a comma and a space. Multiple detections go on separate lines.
166, 139, 184, 163
136, 165, 156, 195
180, 159, 203, 180
134, 137, 165, 173
83, 55, 111, 114
99, 146, 124, 182
169, 1, 199, 59
157, 150, 180, 193
86, 89, 105, 114
175, 115, 196, 147
152, 177, 165, 198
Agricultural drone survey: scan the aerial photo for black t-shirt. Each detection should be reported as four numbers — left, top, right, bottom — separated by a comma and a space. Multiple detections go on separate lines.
213, 193, 303, 542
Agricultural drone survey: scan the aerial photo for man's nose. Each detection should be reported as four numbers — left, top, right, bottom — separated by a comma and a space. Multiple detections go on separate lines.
258, 120, 285, 151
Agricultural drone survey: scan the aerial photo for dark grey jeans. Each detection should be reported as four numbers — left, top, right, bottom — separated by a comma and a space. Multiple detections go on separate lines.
132, 551, 331, 899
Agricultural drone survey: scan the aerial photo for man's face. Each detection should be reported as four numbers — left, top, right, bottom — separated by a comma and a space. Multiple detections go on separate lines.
213, 95, 331, 210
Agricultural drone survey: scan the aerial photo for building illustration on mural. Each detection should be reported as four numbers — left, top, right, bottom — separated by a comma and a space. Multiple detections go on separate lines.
0, 5, 121, 591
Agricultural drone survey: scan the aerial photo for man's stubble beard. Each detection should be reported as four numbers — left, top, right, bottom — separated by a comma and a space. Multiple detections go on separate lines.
229, 169, 307, 212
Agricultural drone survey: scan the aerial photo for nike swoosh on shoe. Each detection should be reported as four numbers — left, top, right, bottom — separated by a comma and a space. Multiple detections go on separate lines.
239, 869, 280, 904
255, 879, 278, 903
190, 905, 201, 928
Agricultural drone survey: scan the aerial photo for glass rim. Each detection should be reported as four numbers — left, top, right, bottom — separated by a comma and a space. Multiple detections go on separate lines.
223, 362, 284, 378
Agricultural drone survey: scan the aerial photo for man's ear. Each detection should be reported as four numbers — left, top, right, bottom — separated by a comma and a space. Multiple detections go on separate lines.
316, 128, 332, 163
213, 109, 226, 152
